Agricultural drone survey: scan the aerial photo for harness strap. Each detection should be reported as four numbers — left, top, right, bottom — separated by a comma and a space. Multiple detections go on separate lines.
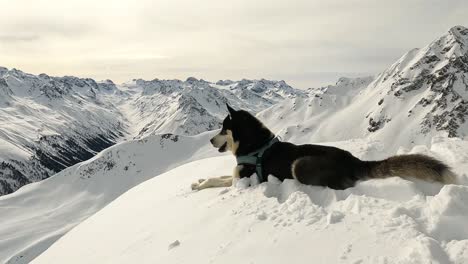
236, 137, 279, 182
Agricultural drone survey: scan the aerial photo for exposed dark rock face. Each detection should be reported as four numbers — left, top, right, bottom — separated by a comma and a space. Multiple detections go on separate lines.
0, 162, 30, 194
368, 117, 391, 132
32, 133, 120, 173
375, 26, 468, 138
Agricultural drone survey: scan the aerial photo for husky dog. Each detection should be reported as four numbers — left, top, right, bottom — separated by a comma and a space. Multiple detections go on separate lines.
191, 104, 457, 191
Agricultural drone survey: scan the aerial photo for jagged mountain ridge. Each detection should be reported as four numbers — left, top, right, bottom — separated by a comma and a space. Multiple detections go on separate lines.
259, 25, 468, 153
0, 69, 303, 195
120, 77, 306, 138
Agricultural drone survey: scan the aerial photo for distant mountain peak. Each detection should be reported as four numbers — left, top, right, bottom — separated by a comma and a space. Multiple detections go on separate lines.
448, 25, 468, 41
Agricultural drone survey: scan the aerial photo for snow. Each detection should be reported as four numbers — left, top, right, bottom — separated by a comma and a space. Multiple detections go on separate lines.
0, 132, 221, 264
0, 138, 29, 161
31, 136, 468, 264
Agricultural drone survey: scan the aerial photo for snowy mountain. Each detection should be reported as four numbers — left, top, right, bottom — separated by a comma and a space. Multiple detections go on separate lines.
0, 68, 126, 195
0, 69, 302, 195
259, 26, 468, 154
376, 25, 468, 138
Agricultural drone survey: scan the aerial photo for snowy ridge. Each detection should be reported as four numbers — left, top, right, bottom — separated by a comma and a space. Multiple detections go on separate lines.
0, 69, 301, 195
32, 136, 468, 264
0, 131, 220, 264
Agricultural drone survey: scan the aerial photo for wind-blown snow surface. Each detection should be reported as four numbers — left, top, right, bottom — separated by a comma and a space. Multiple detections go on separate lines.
0, 132, 220, 264
32, 136, 468, 264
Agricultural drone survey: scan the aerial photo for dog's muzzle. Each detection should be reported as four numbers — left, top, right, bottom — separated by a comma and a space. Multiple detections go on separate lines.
210, 135, 228, 152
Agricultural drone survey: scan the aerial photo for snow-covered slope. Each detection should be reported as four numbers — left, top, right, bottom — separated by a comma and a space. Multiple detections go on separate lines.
0, 68, 301, 195
32, 136, 468, 264
0, 132, 220, 264
259, 26, 468, 153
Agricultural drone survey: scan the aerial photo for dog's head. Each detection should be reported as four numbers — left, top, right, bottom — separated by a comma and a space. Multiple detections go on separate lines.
210, 104, 273, 155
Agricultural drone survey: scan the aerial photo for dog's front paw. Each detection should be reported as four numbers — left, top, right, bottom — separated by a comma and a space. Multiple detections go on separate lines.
191, 182, 200, 190
191, 179, 206, 190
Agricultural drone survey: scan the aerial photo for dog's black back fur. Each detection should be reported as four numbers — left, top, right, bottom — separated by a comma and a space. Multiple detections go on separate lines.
263, 143, 365, 189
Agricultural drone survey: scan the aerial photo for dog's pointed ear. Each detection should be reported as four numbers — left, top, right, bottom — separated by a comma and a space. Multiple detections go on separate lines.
226, 103, 236, 116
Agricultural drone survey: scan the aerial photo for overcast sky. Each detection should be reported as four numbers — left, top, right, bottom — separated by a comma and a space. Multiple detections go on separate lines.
1, 0, 467, 88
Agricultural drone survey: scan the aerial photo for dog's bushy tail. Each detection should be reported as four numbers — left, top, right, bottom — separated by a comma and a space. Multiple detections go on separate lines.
363, 154, 457, 184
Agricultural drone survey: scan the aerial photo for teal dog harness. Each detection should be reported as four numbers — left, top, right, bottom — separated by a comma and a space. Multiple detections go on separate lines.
235, 137, 280, 182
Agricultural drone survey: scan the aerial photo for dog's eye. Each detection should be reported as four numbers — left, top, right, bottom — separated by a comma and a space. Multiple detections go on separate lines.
220, 130, 227, 135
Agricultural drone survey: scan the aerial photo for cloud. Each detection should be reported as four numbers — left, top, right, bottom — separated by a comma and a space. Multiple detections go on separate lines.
0, 35, 39, 42
0, 0, 467, 88
1, 19, 95, 39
